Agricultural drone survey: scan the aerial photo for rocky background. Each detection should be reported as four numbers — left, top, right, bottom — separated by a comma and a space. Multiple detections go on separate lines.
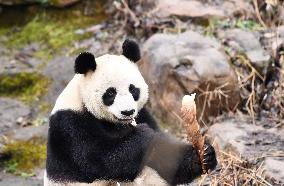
0, 0, 283, 185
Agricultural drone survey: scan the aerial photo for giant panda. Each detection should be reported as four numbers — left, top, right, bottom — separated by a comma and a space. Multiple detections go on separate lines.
44, 39, 217, 186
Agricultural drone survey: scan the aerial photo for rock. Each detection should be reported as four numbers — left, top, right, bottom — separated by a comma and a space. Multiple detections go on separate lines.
0, 98, 30, 134
207, 117, 284, 183
43, 55, 74, 105
261, 25, 284, 56
4, 124, 48, 141
153, 0, 225, 19
48, 0, 80, 7
218, 29, 271, 69
0, 0, 80, 7
140, 31, 240, 129
0, 43, 43, 75
152, 0, 254, 20
264, 157, 284, 182
0, 172, 42, 186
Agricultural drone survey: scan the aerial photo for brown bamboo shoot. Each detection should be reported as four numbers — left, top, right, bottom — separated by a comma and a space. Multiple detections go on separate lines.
181, 94, 205, 173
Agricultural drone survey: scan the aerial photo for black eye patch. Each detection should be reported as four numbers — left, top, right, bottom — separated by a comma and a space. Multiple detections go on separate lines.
129, 84, 140, 101
103, 87, 117, 106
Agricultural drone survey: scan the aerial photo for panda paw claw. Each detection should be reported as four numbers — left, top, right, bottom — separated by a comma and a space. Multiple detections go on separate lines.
202, 143, 217, 173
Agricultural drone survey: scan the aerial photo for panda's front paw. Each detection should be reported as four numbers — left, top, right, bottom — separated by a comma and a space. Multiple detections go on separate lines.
202, 143, 217, 173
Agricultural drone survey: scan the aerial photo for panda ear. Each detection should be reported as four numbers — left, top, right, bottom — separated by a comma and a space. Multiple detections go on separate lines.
74, 52, 96, 74
122, 39, 141, 63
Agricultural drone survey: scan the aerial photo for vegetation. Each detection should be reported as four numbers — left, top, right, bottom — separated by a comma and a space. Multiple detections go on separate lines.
204, 18, 263, 37
0, 3, 106, 60
7, 15, 87, 50
0, 72, 50, 104
1, 137, 46, 175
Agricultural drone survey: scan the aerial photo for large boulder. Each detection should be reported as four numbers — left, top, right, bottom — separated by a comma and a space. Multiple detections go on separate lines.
151, 0, 254, 20
140, 31, 240, 129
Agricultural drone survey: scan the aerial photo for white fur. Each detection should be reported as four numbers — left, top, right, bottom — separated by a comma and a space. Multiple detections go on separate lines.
51, 74, 84, 114
79, 54, 148, 123
44, 167, 167, 186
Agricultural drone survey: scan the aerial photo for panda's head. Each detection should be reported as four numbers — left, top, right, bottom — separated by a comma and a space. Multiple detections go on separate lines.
75, 39, 148, 124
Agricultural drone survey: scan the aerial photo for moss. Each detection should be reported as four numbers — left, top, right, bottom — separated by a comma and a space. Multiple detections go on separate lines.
204, 18, 264, 36
1, 137, 46, 174
0, 72, 50, 104
0, 27, 10, 37
32, 116, 48, 126
235, 19, 263, 31
2, 6, 105, 52
39, 102, 52, 114
6, 14, 93, 52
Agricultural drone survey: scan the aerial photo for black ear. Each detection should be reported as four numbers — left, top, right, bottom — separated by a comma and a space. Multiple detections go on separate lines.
122, 39, 141, 63
74, 52, 96, 74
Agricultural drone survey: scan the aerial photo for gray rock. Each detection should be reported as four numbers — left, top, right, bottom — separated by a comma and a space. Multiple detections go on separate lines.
218, 29, 270, 69
0, 172, 42, 186
0, 98, 30, 134
0, 43, 43, 75
261, 25, 284, 56
208, 118, 264, 156
208, 117, 284, 183
152, 0, 254, 20
264, 157, 284, 182
0, 0, 80, 7
140, 31, 240, 129
43, 55, 74, 106
4, 124, 48, 141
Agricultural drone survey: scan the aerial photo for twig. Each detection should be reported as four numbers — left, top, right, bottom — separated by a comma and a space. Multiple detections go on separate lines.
120, 0, 140, 27
253, 0, 268, 28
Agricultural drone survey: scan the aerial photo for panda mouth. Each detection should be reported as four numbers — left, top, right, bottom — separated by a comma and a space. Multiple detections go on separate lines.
114, 115, 133, 123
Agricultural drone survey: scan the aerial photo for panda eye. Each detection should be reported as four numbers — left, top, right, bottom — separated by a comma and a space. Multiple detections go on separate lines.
129, 84, 140, 101
103, 87, 117, 106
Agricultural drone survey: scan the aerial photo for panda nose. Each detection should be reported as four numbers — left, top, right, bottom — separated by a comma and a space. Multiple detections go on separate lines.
121, 109, 135, 116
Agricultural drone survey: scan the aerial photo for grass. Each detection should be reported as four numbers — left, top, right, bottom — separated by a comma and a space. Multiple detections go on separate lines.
1, 137, 46, 175
203, 150, 277, 185
5, 14, 94, 52
0, 3, 106, 60
204, 18, 264, 37
0, 72, 50, 104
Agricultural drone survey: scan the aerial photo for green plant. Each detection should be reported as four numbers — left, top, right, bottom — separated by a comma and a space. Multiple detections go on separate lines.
0, 72, 50, 104
2, 137, 46, 174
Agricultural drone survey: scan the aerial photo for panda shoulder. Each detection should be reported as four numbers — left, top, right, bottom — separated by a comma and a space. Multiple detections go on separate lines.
51, 75, 84, 115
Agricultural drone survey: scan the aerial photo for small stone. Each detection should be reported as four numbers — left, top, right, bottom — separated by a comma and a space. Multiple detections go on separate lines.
75, 29, 85, 35
16, 116, 31, 127
0, 98, 30, 134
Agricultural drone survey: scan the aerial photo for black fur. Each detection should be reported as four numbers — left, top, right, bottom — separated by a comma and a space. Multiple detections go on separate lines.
74, 52, 96, 74
102, 87, 117, 106
129, 84, 140, 101
46, 108, 217, 184
136, 107, 160, 131
122, 39, 141, 62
